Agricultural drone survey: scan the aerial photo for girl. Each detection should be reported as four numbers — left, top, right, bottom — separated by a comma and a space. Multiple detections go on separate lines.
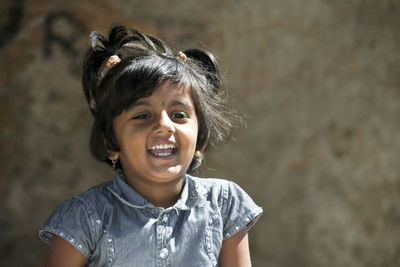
39, 25, 262, 267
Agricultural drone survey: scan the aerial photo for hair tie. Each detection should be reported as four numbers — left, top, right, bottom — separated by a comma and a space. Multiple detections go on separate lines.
99, 55, 122, 82
106, 55, 121, 67
177, 51, 187, 62
89, 55, 122, 113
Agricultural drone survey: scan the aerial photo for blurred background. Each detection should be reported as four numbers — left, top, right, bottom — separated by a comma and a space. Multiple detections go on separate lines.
1, 0, 400, 266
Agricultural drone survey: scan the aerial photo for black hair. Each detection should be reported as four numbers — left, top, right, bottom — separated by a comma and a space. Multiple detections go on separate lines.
82, 25, 241, 173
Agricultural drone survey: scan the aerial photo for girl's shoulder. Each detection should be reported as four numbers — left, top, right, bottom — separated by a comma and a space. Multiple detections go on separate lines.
186, 175, 229, 199
52, 180, 116, 214
187, 175, 263, 239
186, 175, 254, 206
39, 180, 118, 253
188, 175, 229, 189
77, 180, 115, 203
187, 175, 247, 194
44, 180, 116, 227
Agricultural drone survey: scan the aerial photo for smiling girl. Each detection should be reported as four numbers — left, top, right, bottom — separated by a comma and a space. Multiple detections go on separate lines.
39, 25, 262, 267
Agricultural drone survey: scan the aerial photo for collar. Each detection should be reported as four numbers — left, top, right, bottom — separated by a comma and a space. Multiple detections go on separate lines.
107, 170, 208, 211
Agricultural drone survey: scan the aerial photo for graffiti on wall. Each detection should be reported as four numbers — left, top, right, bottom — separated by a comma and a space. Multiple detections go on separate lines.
0, 0, 89, 79
0, 0, 23, 49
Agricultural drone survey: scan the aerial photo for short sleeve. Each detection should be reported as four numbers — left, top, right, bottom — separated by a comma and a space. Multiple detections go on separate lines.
221, 181, 263, 240
39, 197, 96, 257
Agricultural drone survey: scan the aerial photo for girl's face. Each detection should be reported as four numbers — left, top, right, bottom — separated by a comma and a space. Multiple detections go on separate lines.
112, 83, 198, 187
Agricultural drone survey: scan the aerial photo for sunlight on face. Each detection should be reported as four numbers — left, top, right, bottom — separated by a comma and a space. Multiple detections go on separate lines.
112, 83, 198, 189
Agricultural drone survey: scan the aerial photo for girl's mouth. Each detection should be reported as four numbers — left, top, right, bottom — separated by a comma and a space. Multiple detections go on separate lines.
148, 144, 177, 158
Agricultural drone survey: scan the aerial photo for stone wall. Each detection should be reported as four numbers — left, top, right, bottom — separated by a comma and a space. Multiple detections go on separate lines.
1, 0, 400, 266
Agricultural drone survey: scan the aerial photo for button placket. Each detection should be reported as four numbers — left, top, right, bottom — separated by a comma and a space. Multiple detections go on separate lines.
161, 214, 168, 224
156, 213, 170, 265
159, 247, 169, 259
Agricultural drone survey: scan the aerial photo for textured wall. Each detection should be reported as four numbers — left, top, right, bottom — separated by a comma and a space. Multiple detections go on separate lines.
1, 0, 400, 266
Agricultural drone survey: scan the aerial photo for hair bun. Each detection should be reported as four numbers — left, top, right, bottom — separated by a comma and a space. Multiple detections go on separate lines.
89, 31, 107, 52
184, 49, 220, 92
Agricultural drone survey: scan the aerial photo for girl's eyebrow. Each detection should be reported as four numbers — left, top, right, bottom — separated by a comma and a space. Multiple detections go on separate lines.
170, 99, 194, 109
129, 99, 194, 110
130, 99, 150, 109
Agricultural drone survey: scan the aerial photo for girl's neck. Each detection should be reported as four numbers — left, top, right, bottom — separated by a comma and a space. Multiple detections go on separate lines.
125, 175, 185, 209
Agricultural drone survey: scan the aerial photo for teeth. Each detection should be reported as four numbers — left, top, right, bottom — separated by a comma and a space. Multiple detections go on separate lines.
155, 152, 172, 157
149, 144, 176, 150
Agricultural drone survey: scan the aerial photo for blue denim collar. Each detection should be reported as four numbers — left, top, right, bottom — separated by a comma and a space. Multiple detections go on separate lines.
107, 170, 207, 211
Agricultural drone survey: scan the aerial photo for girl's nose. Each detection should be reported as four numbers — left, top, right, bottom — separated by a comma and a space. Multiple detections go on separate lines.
154, 111, 175, 134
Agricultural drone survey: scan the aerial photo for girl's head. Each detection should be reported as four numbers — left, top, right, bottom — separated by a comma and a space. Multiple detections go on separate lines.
82, 25, 240, 174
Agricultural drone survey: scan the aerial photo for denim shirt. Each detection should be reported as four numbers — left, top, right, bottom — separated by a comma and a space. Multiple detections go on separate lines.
39, 171, 263, 266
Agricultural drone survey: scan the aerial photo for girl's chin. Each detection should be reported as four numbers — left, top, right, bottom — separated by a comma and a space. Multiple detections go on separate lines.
151, 167, 187, 180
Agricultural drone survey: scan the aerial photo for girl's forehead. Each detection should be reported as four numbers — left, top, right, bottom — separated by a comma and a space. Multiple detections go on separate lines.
126, 83, 195, 111
143, 82, 193, 100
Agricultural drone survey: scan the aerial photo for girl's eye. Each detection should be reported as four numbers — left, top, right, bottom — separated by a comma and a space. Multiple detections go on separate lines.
171, 112, 188, 119
133, 113, 151, 120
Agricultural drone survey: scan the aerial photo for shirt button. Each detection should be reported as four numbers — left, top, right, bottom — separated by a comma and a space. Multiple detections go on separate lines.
162, 214, 168, 223
159, 248, 169, 259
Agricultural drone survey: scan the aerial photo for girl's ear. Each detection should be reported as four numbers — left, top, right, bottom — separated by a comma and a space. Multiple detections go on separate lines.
184, 49, 220, 93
